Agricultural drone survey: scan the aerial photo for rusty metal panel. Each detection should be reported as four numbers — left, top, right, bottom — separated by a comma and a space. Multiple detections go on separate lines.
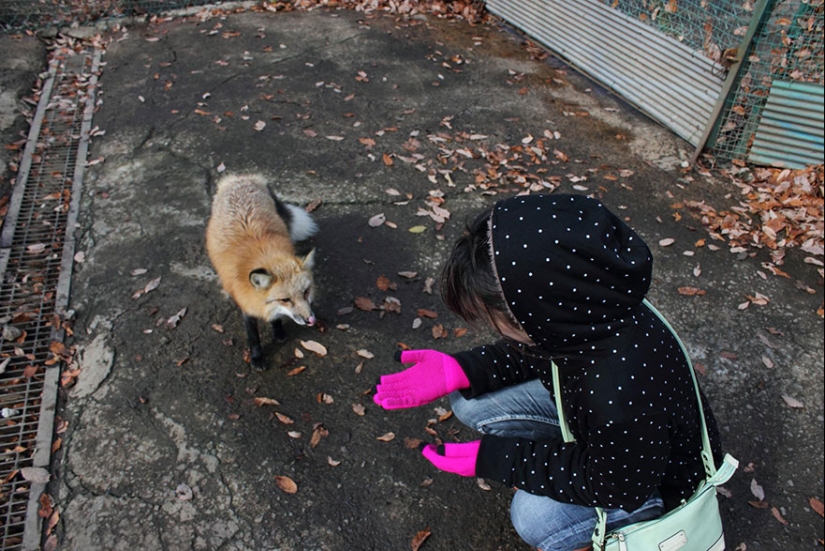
748, 80, 824, 169
485, 0, 727, 145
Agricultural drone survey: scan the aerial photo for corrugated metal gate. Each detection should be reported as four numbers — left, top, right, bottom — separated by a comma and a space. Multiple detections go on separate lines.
484, 0, 824, 169
485, 0, 726, 146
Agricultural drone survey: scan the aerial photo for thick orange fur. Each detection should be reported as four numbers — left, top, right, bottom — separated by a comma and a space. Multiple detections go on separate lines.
205, 174, 316, 325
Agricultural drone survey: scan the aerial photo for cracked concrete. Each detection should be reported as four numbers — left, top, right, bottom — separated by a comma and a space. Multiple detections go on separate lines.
1, 6, 822, 551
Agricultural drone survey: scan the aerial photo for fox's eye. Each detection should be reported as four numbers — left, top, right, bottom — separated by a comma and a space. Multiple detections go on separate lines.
279, 298, 293, 305
304, 287, 311, 299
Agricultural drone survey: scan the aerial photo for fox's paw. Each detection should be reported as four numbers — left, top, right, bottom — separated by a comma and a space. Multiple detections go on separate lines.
249, 346, 266, 370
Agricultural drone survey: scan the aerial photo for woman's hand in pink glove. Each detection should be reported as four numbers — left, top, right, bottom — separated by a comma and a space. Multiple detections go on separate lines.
373, 349, 470, 410
420, 441, 481, 477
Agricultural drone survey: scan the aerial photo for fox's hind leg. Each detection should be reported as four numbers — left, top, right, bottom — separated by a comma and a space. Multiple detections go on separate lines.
271, 319, 286, 342
243, 315, 265, 370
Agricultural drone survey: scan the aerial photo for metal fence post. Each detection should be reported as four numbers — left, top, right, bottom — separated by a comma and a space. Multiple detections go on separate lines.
690, 0, 776, 165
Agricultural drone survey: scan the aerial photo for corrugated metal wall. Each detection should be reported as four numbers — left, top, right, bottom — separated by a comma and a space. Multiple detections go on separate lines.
484, 0, 728, 146
748, 80, 824, 169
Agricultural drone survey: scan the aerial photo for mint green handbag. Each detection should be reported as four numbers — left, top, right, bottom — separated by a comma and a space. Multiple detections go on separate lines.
551, 300, 738, 551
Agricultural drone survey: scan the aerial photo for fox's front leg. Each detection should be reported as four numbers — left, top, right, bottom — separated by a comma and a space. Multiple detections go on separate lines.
271, 319, 286, 342
243, 315, 265, 370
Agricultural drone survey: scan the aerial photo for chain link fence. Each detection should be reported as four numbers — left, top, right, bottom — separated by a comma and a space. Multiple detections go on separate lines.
1, 0, 823, 162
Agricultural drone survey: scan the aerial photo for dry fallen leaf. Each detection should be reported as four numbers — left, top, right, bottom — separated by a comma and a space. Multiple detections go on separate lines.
659, 238, 676, 247
750, 479, 765, 501
368, 213, 386, 227
354, 297, 377, 311
810, 497, 824, 517
771, 506, 789, 525
411, 528, 431, 551
300, 340, 328, 357
310, 424, 328, 448
677, 287, 706, 296
356, 349, 375, 359
781, 395, 804, 409
274, 475, 298, 494
376, 432, 396, 442
253, 397, 280, 407
352, 403, 366, 416
20, 467, 50, 484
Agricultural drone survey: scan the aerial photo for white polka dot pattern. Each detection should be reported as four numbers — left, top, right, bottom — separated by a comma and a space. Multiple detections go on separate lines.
453, 195, 722, 512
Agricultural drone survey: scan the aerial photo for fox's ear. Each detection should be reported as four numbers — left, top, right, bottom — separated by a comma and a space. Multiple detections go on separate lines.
249, 269, 273, 290
301, 249, 316, 270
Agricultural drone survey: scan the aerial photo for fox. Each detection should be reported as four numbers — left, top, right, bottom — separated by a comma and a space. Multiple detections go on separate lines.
206, 173, 318, 370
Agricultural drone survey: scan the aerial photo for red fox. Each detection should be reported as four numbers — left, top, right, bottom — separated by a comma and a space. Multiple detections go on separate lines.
206, 173, 318, 369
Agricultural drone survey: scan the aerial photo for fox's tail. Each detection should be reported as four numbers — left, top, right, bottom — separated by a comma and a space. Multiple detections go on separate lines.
285, 204, 318, 242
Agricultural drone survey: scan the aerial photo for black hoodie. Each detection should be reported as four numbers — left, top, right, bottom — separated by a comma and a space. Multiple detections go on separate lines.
452, 194, 722, 512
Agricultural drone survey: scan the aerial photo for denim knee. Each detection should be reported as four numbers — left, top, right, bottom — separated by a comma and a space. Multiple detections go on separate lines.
510, 491, 594, 551
449, 391, 482, 430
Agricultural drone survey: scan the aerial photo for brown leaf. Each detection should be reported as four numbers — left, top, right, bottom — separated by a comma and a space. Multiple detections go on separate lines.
352, 403, 366, 416
404, 437, 423, 449
411, 528, 431, 551
274, 475, 298, 494
310, 424, 328, 448
771, 506, 789, 525
354, 297, 377, 311
431, 324, 447, 339
300, 340, 328, 356
376, 275, 396, 291
417, 308, 438, 319
253, 397, 280, 407
677, 286, 706, 296
376, 432, 396, 442
287, 365, 306, 376
274, 412, 294, 425
305, 198, 322, 213
382, 153, 394, 166
810, 497, 824, 517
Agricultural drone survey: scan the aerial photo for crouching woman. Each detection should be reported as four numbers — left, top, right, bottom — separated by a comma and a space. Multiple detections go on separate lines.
374, 194, 724, 551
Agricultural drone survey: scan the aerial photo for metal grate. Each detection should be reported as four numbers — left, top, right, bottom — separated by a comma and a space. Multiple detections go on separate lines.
0, 42, 99, 551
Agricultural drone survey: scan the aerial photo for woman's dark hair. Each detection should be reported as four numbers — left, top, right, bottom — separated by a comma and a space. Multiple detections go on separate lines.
440, 208, 511, 329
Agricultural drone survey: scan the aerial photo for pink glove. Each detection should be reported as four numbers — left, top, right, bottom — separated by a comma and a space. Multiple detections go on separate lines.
373, 349, 470, 410
421, 441, 481, 477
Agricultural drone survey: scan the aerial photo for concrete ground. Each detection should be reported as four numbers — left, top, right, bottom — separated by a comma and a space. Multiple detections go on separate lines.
1, 6, 823, 551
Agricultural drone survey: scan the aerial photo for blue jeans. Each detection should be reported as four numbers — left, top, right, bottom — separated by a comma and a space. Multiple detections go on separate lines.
450, 379, 664, 551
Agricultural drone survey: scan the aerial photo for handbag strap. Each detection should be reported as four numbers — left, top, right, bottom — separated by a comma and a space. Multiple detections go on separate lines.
550, 299, 730, 550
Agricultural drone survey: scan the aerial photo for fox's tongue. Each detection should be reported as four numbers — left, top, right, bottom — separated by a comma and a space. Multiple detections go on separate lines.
307, 315, 316, 327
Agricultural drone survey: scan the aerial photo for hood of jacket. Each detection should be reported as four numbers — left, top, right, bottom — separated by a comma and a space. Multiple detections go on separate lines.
489, 194, 653, 358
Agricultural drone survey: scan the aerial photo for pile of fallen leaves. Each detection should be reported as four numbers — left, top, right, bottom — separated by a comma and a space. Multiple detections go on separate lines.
266, 0, 489, 23
684, 164, 824, 279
